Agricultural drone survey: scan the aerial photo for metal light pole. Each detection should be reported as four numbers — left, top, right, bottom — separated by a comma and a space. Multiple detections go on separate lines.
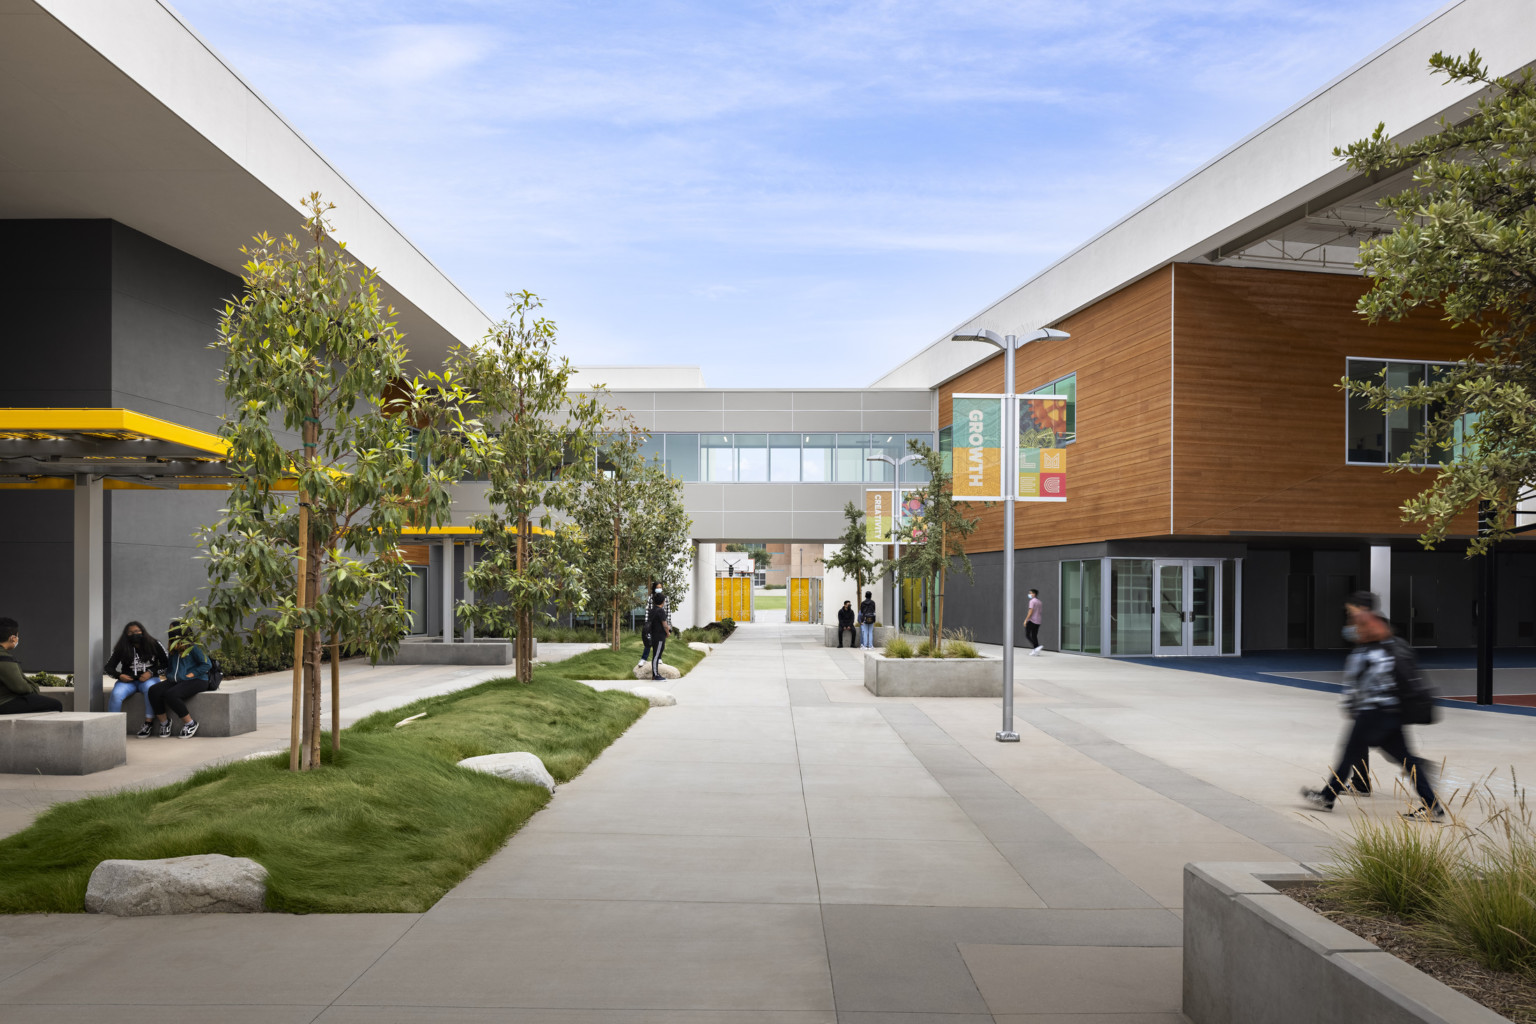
950, 327, 1070, 742
869, 451, 921, 637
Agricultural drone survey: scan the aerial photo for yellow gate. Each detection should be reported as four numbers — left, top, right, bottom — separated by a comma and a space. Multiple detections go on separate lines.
790, 578, 809, 621
715, 575, 753, 622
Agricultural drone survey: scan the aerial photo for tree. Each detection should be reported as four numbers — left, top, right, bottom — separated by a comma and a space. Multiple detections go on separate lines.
892, 441, 978, 653
185, 194, 471, 770
571, 428, 693, 649
453, 292, 606, 684
1339, 51, 1536, 553
823, 503, 885, 611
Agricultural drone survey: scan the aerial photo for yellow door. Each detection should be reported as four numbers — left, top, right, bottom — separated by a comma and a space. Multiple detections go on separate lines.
789, 578, 807, 621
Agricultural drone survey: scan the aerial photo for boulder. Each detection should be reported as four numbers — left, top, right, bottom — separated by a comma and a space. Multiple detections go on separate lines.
633, 661, 682, 681
86, 854, 267, 916
457, 751, 556, 793
630, 686, 677, 707
687, 642, 712, 655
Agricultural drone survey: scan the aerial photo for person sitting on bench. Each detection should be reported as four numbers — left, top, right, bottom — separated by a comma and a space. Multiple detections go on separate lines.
144, 620, 209, 738
0, 617, 64, 715
103, 620, 168, 735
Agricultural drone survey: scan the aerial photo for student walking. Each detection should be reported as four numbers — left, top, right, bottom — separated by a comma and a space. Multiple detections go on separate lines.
859, 591, 877, 649
1024, 588, 1044, 656
144, 620, 210, 738
645, 591, 672, 681
638, 583, 661, 671
836, 600, 857, 648
103, 621, 168, 732
0, 618, 64, 714
1302, 592, 1443, 819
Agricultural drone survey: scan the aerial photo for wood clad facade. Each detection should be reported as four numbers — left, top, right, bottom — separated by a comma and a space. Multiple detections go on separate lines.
942, 263, 1479, 555
939, 268, 1173, 553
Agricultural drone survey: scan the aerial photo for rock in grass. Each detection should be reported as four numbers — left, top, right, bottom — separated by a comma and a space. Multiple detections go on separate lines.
687, 642, 712, 654
632, 661, 681, 681
86, 854, 267, 916
457, 752, 556, 793
630, 686, 677, 707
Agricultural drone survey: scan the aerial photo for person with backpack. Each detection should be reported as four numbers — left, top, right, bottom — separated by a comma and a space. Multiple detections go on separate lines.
103, 620, 169, 734
1302, 592, 1443, 818
645, 591, 672, 681
859, 591, 877, 649
143, 620, 212, 738
637, 583, 660, 672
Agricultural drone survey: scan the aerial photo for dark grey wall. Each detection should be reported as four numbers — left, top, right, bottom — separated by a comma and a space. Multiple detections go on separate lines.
0, 221, 113, 408
0, 491, 76, 672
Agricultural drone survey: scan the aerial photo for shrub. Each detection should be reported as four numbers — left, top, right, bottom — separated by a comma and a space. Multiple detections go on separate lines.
678, 627, 723, 645
946, 638, 980, 659
705, 618, 737, 638
1433, 849, 1536, 976
915, 639, 939, 658
883, 636, 914, 658
27, 672, 70, 687
1324, 811, 1457, 918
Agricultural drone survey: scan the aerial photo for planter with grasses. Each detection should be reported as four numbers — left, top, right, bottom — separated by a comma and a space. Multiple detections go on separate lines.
862, 632, 999, 697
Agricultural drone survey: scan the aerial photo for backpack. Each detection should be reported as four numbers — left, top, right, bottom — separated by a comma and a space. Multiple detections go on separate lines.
206, 656, 224, 692
1389, 638, 1438, 725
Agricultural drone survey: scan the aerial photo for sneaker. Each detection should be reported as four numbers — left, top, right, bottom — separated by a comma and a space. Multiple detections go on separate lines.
136, 721, 155, 738
158, 719, 173, 738
1401, 804, 1446, 822
178, 719, 199, 739
1029, 647, 1042, 657
1300, 787, 1335, 811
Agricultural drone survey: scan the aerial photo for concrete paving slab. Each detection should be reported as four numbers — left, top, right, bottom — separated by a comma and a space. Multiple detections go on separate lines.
959, 944, 1183, 1016
812, 836, 1044, 908
804, 793, 988, 841
0, 1007, 328, 1024
318, 1011, 837, 1024
528, 785, 812, 837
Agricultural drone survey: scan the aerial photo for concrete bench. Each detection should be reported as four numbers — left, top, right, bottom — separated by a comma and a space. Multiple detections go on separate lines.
824, 625, 896, 647
0, 711, 127, 775
42, 686, 257, 737
386, 638, 534, 666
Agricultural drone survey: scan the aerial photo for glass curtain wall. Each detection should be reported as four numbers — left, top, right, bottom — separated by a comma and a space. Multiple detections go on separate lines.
802, 434, 834, 481
1110, 559, 1154, 655
1059, 559, 1102, 654
648, 432, 935, 484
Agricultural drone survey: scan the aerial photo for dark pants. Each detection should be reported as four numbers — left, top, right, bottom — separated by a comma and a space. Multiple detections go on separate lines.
838, 625, 856, 647
0, 692, 63, 714
640, 632, 654, 663
1323, 709, 1438, 808
148, 677, 211, 720
650, 637, 666, 680
1024, 622, 1041, 649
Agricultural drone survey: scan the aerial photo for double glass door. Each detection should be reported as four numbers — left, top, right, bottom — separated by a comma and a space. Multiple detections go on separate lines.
1153, 559, 1221, 656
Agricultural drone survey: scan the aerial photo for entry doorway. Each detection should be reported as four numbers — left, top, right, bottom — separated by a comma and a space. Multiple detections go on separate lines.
1152, 559, 1223, 656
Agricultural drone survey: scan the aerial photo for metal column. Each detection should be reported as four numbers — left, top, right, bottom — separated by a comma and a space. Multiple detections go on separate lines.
441, 536, 454, 645
1368, 545, 1391, 620
73, 473, 105, 711
1476, 502, 1496, 706
998, 338, 1019, 742
463, 541, 474, 641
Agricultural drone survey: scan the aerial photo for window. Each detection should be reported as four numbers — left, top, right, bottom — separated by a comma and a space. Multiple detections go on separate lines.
1060, 559, 1102, 654
770, 434, 801, 482
637, 433, 663, 466
1109, 559, 1153, 655
702, 433, 733, 481
665, 433, 699, 482
802, 434, 834, 481
1026, 373, 1077, 443
1346, 358, 1467, 466
904, 433, 934, 483
736, 433, 768, 481
753, 570, 767, 587
937, 425, 952, 477
836, 433, 869, 482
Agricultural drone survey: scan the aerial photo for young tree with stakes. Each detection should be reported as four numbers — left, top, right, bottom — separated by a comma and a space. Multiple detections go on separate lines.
185, 194, 473, 771
453, 293, 605, 684
892, 441, 978, 653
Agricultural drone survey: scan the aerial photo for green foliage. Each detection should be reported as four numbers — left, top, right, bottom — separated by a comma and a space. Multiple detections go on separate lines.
824, 503, 885, 601
914, 638, 937, 658
893, 441, 978, 652
709, 617, 738, 637
1434, 848, 1536, 976
0, 670, 646, 914
677, 627, 723, 645
944, 635, 980, 659
1324, 812, 1457, 918
453, 292, 607, 682
883, 636, 914, 658
26, 672, 69, 687
1338, 52, 1536, 552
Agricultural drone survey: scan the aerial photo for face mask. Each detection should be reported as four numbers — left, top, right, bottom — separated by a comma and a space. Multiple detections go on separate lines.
1342, 624, 1358, 644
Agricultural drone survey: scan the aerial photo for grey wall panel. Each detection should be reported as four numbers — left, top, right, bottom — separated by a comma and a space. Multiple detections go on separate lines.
724, 410, 793, 431
652, 391, 725, 411
0, 490, 76, 672
107, 489, 227, 658
791, 511, 849, 540
687, 511, 725, 539
654, 410, 726, 432
862, 390, 934, 411
862, 411, 936, 432
787, 410, 866, 432
720, 511, 804, 540
0, 220, 113, 408
589, 391, 656, 411
1242, 550, 1289, 651
792, 392, 864, 411
722, 484, 793, 512
682, 484, 725, 511
447, 481, 494, 522
791, 484, 865, 512
721, 390, 794, 409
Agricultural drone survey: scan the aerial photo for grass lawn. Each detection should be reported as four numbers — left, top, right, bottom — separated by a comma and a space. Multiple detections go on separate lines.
754, 594, 787, 610
0, 635, 704, 914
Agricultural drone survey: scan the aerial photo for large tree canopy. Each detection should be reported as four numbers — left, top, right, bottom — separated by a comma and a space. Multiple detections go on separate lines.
1341, 52, 1536, 553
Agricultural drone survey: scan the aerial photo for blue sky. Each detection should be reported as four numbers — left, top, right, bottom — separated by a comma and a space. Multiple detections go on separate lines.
171, 0, 1447, 386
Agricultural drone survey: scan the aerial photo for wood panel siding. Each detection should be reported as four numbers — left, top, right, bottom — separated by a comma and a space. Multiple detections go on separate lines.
1171, 263, 1480, 537
938, 268, 1174, 553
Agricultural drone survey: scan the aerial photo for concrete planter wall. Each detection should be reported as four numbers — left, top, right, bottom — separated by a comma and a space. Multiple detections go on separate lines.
386, 638, 534, 666
862, 653, 1003, 697
823, 625, 897, 648
1184, 862, 1511, 1024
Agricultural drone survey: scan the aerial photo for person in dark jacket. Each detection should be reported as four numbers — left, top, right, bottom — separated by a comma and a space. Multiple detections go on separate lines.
0, 618, 63, 714
836, 601, 857, 648
103, 621, 168, 733
645, 592, 672, 681
859, 591, 877, 648
144, 620, 210, 738
639, 582, 661, 670
1302, 594, 1442, 819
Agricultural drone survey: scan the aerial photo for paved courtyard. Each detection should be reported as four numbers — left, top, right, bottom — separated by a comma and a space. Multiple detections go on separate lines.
1, 622, 1533, 1022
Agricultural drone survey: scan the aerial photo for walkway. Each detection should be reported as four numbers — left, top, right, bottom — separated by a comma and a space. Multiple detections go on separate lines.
2, 623, 1534, 1022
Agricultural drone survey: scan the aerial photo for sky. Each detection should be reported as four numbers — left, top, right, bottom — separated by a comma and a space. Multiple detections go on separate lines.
170, 0, 1449, 387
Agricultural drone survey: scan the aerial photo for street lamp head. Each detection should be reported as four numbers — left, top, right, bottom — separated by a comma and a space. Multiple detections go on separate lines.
1022, 327, 1071, 345
950, 328, 1007, 348
866, 454, 895, 465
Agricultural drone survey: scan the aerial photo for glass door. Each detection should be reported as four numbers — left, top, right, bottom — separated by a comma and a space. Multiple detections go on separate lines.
1153, 561, 1186, 656
1152, 559, 1223, 656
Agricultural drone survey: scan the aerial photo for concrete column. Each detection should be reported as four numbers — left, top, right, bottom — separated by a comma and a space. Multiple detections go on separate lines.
73, 474, 105, 711
441, 536, 454, 644
463, 541, 474, 641
694, 543, 716, 627
1369, 545, 1391, 619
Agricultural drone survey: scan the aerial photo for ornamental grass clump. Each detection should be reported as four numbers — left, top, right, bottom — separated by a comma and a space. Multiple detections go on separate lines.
883, 636, 914, 659
944, 629, 980, 659
1325, 809, 1458, 918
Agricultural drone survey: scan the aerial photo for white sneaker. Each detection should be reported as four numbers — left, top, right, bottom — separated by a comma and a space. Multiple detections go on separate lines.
1029, 647, 1042, 657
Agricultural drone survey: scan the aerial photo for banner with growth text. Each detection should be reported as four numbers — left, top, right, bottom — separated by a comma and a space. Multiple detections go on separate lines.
952, 394, 1003, 501
864, 488, 892, 543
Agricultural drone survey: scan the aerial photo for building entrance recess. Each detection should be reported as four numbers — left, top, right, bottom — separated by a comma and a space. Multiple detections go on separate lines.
1153, 559, 1222, 657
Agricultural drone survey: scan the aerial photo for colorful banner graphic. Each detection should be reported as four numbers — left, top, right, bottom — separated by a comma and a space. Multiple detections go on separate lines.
1018, 396, 1068, 503
952, 395, 1003, 500
865, 488, 892, 543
